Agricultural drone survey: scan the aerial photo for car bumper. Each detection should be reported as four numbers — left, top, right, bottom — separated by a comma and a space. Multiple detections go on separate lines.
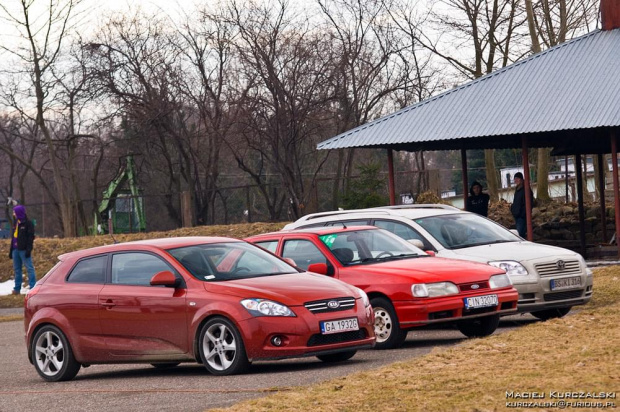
395, 288, 518, 327
239, 307, 375, 361
512, 271, 593, 313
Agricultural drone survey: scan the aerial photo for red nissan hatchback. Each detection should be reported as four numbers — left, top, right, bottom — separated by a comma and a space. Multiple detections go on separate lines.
247, 227, 519, 349
24, 237, 375, 381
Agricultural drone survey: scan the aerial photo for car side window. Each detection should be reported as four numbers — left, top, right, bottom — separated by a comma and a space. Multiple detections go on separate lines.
66, 255, 107, 284
111, 253, 172, 286
282, 240, 327, 271
255, 241, 278, 253
374, 219, 432, 249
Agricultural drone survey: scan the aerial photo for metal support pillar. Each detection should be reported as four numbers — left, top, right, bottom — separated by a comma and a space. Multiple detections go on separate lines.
461, 149, 468, 210
387, 149, 396, 205
521, 137, 533, 241
574, 155, 587, 256
611, 131, 620, 257
597, 153, 607, 243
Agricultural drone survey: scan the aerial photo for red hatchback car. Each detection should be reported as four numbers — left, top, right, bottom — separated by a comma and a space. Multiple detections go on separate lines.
24, 237, 375, 381
246, 227, 519, 349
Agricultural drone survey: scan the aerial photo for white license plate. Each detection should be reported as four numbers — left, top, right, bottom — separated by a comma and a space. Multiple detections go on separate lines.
550, 276, 582, 290
464, 294, 498, 309
320, 318, 359, 335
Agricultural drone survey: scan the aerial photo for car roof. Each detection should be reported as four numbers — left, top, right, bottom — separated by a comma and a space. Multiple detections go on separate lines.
250, 225, 378, 238
58, 236, 243, 260
288, 205, 464, 226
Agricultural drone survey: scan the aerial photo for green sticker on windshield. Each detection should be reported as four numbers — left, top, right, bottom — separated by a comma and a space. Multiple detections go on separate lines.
319, 234, 338, 247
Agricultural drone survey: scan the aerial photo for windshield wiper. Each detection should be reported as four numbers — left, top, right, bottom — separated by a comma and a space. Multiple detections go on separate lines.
450, 239, 515, 249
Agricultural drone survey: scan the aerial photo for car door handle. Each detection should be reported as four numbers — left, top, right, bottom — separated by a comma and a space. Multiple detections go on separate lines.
101, 300, 116, 308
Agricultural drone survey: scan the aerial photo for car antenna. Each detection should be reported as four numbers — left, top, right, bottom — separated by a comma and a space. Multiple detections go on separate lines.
110, 233, 119, 244
341, 222, 347, 229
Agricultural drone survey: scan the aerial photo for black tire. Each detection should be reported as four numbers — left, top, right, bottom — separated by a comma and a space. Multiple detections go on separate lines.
31, 325, 81, 382
316, 350, 357, 363
371, 297, 407, 349
151, 362, 181, 369
198, 317, 250, 376
457, 314, 500, 338
531, 307, 571, 321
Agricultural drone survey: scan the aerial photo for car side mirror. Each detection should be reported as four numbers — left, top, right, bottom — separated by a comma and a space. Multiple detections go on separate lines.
150, 271, 180, 287
407, 239, 425, 249
307, 263, 328, 275
283, 257, 297, 267
425, 250, 436, 257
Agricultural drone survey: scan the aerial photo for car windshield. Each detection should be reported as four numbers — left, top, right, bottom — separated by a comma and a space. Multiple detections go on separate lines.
413, 213, 521, 250
167, 242, 298, 281
318, 228, 427, 266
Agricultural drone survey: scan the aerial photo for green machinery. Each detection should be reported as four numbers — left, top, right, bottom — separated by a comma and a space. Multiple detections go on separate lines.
94, 155, 146, 234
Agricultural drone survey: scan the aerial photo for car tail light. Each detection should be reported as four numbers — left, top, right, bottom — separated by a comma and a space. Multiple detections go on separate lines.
24, 284, 40, 308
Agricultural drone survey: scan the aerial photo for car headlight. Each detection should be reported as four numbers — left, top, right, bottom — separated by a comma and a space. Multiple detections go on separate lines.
411, 282, 459, 298
489, 274, 512, 289
488, 261, 528, 276
241, 299, 296, 317
357, 288, 370, 307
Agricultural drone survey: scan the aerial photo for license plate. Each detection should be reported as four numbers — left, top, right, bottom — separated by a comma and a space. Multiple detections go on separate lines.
464, 294, 498, 309
550, 276, 582, 290
320, 318, 359, 335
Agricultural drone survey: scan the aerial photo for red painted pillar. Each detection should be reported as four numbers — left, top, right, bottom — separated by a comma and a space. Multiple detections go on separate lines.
387, 149, 396, 205
611, 130, 620, 257
461, 149, 468, 211
521, 137, 533, 241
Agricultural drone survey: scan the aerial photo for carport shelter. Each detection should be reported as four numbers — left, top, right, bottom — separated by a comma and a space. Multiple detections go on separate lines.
317, 1, 620, 257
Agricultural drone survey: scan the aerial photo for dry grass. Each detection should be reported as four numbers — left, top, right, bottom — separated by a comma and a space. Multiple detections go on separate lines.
212, 267, 620, 412
0, 222, 287, 291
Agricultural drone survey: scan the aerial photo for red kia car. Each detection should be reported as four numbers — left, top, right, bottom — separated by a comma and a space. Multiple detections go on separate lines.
246, 227, 518, 349
24, 237, 375, 381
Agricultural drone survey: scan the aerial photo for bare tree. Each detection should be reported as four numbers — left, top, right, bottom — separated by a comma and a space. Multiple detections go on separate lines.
0, 0, 87, 236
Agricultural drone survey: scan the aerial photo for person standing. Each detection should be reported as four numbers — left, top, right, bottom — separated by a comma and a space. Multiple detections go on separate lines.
8, 205, 36, 295
510, 172, 533, 238
466, 181, 490, 217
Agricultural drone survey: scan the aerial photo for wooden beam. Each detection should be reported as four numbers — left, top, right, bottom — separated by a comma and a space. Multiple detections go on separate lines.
597, 153, 607, 243
611, 130, 620, 257
387, 149, 396, 205
574, 155, 587, 256
521, 137, 533, 241
461, 149, 468, 210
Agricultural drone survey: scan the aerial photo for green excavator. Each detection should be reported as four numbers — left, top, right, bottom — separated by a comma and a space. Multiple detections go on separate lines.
94, 155, 146, 234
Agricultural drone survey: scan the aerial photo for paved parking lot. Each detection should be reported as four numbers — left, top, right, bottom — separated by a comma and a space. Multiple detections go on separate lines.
0, 314, 537, 412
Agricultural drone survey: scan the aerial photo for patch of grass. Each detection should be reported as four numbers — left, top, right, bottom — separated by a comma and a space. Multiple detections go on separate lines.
212, 267, 620, 412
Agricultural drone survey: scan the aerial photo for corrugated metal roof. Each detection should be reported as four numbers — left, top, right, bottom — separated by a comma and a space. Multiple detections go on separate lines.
317, 29, 620, 152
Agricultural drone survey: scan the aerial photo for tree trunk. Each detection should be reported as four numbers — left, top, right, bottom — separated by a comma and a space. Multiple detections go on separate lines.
484, 149, 499, 202
536, 148, 552, 202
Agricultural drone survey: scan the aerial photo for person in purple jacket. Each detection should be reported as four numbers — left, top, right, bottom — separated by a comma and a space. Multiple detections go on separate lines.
8, 205, 36, 295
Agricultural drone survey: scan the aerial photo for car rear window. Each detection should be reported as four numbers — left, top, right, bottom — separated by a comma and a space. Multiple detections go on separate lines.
67, 255, 107, 284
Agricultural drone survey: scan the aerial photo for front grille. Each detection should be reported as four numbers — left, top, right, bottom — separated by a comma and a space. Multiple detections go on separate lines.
304, 297, 355, 314
535, 260, 581, 277
543, 289, 584, 302
307, 329, 368, 347
459, 281, 489, 292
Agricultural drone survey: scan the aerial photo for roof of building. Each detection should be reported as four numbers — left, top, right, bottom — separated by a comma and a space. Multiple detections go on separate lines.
317, 29, 620, 154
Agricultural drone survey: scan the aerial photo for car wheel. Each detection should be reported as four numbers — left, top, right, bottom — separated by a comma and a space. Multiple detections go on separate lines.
531, 307, 571, 321
371, 297, 407, 349
31, 325, 81, 382
151, 362, 181, 369
316, 350, 357, 363
198, 317, 250, 376
457, 314, 500, 338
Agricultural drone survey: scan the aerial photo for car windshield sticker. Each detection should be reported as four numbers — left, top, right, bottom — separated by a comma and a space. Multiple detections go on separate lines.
319, 234, 337, 248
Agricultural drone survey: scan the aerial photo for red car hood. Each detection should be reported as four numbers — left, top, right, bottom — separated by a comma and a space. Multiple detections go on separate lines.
204, 273, 358, 305
342, 257, 504, 283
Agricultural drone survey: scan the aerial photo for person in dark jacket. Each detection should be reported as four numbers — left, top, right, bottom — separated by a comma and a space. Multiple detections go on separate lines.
510, 172, 533, 238
466, 181, 490, 217
8, 205, 36, 294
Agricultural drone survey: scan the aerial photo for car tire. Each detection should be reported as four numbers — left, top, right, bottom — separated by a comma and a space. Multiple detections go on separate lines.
457, 314, 500, 338
151, 362, 181, 369
371, 297, 407, 349
31, 325, 81, 382
531, 307, 571, 321
198, 317, 250, 376
316, 350, 357, 363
